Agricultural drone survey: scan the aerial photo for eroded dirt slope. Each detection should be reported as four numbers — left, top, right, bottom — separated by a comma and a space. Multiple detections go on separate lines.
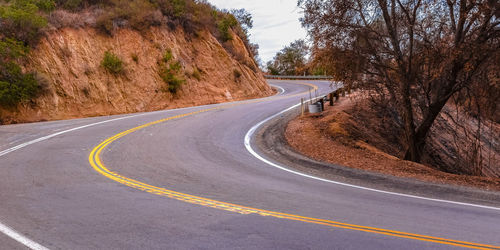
0, 27, 272, 123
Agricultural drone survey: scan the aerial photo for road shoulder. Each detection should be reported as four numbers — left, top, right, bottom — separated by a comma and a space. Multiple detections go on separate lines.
253, 107, 500, 208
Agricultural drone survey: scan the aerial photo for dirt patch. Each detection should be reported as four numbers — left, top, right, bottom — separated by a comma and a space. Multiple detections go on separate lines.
286, 95, 500, 191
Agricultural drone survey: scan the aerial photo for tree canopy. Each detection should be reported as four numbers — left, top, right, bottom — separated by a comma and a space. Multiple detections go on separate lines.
266, 39, 309, 75
299, 0, 500, 163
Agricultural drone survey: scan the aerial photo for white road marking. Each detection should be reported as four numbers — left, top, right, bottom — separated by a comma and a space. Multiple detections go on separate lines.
272, 85, 286, 95
2, 82, 496, 250
0, 89, 284, 249
244, 99, 500, 212
0, 114, 144, 157
0, 222, 49, 250
0, 113, 154, 250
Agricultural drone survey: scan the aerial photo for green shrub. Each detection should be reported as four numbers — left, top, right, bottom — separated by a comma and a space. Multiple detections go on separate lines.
0, 64, 40, 107
0, 38, 29, 59
158, 50, 185, 94
36, 0, 56, 12
0, 38, 41, 107
217, 14, 238, 42
160, 70, 184, 93
170, 0, 186, 18
0, 0, 50, 44
162, 49, 173, 62
101, 51, 124, 74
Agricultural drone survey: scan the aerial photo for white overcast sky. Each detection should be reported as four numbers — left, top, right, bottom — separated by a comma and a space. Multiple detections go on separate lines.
208, 0, 307, 64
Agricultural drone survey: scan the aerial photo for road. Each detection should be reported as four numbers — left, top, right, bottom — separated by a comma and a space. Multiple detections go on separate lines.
0, 80, 499, 249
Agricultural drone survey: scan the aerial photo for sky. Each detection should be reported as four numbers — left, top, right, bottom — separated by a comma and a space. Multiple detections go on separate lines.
208, 0, 308, 64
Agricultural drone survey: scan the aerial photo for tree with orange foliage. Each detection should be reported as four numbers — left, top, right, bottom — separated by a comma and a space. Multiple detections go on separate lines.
299, 0, 499, 163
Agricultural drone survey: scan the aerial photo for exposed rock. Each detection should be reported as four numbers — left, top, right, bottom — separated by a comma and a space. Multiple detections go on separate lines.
0, 27, 272, 123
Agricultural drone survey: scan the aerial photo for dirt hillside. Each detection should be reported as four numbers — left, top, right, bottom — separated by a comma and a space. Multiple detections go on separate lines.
0, 27, 272, 124
286, 94, 500, 191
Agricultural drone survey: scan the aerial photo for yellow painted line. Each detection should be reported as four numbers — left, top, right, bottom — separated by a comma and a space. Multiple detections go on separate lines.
88, 83, 499, 250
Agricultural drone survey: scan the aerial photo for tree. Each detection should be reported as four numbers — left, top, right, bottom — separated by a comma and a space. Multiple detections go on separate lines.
267, 39, 309, 75
227, 8, 261, 63
230, 8, 253, 33
299, 0, 500, 163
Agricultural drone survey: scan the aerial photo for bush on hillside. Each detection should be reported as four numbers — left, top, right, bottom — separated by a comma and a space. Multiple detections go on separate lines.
158, 50, 185, 94
46, 0, 258, 65
95, 0, 163, 34
0, 0, 51, 45
36, 0, 56, 12
216, 13, 238, 42
162, 49, 173, 62
0, 72, 40, 107
0, 38, 41, 107
101, 51, 124, 74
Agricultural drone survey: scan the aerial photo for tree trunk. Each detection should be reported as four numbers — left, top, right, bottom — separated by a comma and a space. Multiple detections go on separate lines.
400, 79, 419, 162
402, 107, 418, 162
404, 96, 451, 162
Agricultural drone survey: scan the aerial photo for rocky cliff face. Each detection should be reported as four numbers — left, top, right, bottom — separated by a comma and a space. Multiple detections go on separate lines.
0, 27, 272, 123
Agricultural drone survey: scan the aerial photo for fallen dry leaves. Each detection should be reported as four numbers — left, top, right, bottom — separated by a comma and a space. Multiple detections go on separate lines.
286, 96, 500, 191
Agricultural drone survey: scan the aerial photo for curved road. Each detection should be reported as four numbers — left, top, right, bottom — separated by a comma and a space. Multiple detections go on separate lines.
0, 80, 499, 249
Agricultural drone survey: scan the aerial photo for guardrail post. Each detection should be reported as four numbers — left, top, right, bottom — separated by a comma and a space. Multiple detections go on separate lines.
309, 87, 313, 104
329, 93, 334, 106
301, 98, 304, 116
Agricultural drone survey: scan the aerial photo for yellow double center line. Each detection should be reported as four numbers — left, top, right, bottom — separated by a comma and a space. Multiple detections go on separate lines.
88, 84, 499, 250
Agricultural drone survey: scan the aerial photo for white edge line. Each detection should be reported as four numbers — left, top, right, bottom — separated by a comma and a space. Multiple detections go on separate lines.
0, 222, 49, 250
0, 88, 284, 157
1, 84, 497, 250
0, 113, 153, 250
0, 113, 144, 157
270, 84, 285, 95
244, 100, 500, 212
0, 84, 288, 249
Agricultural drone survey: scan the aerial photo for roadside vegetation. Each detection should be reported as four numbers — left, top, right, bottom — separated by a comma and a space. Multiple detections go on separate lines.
101, 51, 124, 74
158, 49, 185, 94
0, 0, 260, 108
295, 0, 499, 176
266, 39, 310, 75
0, 0, 50, 107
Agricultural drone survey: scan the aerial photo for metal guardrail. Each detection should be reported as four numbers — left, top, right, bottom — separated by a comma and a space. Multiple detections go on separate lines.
264, 75, 334, 80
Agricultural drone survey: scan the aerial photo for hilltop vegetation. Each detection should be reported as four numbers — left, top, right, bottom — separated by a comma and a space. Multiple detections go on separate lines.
266, 39, 309, 76
0, 0, 260, 108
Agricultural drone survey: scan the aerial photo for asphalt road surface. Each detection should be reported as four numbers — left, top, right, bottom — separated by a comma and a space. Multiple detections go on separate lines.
0, 80, 499, 250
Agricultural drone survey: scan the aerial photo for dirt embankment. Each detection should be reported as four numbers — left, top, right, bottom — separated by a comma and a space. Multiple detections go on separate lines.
0, 27, 272, 124
286, 94, 500, 191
